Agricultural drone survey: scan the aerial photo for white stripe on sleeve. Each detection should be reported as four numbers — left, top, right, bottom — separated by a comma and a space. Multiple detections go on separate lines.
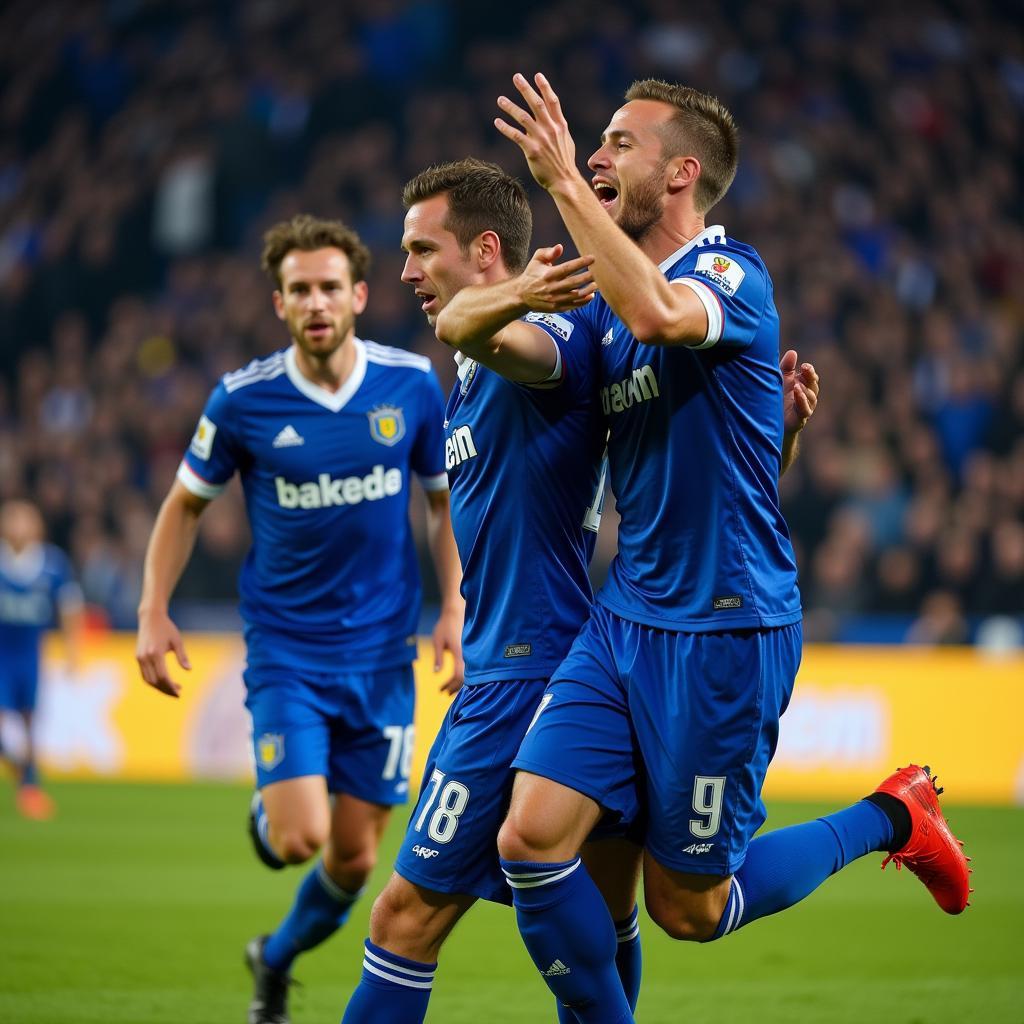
673, 277, 724, 349
176, 461, 226, 500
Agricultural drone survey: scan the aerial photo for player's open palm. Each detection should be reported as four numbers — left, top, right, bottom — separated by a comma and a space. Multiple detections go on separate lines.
496, 72, 579, 193
780, 349, 819, 434
136, 609, 191, 698
517, 243, 596, 313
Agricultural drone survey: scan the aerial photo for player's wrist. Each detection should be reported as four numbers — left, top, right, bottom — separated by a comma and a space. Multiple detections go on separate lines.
547, 175, 590, 205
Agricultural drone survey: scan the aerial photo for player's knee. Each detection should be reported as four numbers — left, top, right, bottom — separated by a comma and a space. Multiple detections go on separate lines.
368, 878, 449, 960
497, 816, 548, 863
324, 844, 377, 887
272, 825, 327, 864
644, 892, 719, 942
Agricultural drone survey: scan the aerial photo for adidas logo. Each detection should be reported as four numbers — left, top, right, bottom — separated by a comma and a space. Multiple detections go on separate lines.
601, 328, 614, 346
272, 425, 305, 448
542, 960, 571, 977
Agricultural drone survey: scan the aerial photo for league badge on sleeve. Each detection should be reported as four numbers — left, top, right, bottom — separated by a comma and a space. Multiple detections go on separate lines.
694, 252, 746, 296
190, 415, 217, 460
368, 405, 406, 447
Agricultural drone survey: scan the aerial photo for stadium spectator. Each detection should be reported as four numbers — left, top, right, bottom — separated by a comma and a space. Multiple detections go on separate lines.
0, 0, 1020, 641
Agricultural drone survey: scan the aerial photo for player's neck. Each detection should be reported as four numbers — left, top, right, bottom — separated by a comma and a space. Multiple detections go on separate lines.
292, 333, 357, 393
638, 212, 707, 266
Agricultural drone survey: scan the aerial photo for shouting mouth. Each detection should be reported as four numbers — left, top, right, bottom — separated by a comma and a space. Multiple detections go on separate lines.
593, 181, 619, 209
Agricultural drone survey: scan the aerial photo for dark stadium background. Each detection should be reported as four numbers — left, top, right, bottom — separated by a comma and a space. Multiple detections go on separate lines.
1, 0, 1021, 647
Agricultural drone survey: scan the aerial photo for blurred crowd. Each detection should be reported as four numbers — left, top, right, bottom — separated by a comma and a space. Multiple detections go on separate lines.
0, 0, 1021, 641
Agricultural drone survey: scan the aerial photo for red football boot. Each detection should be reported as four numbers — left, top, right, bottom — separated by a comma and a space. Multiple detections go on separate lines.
874, 764, 972, 914
16, 784, 56, 821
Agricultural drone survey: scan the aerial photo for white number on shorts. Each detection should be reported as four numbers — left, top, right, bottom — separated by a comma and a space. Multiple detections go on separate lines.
412, 769, 470, 845
382, 725, 415, 781
689, 775, 726, 838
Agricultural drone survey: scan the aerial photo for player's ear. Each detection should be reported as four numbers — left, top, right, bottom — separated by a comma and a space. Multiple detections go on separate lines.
352, 280, 369, 315
476, 230, 501, 272
667, 155, 700, 195
271, 290, 286, 321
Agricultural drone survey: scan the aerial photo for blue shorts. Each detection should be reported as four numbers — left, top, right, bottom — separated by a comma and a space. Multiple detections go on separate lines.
513, 604, 802, 876
0, 653, 40, 712
395, 679, 549, 905
244, 663, 415, 805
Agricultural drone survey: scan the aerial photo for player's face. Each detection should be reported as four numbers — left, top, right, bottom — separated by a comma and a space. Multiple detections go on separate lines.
0, 501, 44, 550
588, 100, 674, 242
273, 248, 368, 358
401, 194, 479, 326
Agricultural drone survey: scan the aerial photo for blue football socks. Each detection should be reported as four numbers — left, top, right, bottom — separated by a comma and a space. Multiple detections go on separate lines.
501, 857, 634, 1024
20, 756, 39, 787
710, 799, 894, 939
555, 903, 642, 1022
341, 940, 436, 1023
250, 792, 286, 869
262, 861, 361, 971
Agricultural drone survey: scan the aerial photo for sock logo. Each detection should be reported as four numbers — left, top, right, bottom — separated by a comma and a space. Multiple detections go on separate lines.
542, 960, 571, 977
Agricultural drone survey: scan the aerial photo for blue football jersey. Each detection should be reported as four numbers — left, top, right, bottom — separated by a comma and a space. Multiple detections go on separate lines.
0, 541, 81, 659
177, 340, 448, 671
444, 322, 605, 684
528, 225, 801, 631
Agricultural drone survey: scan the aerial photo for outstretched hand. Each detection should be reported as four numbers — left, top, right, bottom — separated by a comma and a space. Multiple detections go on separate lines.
780, 349, 819, 434
496, 72, 581, 193
516, 243, 596, 312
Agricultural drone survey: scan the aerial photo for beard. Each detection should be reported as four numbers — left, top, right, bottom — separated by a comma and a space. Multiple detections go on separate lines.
616, 165, 666, 242
289, 307, 355, 358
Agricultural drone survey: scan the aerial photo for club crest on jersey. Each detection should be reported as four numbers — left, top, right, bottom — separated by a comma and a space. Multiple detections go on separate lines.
368, 406, 406, 447
256, 733, 284, 771
694, 251, 745, 296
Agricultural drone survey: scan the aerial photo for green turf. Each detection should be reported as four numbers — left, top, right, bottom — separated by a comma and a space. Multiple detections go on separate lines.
0, 782, 1020, 1023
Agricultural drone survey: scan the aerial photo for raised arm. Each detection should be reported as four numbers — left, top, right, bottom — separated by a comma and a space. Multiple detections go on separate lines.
495, 73, 710, 347
435, 243, 594, 383
135, 480, 210, 697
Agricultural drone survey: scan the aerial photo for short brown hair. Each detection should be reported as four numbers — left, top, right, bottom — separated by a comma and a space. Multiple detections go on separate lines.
402, 158, 532, 273
624, 80, 739, 213
261, 214, 371, 288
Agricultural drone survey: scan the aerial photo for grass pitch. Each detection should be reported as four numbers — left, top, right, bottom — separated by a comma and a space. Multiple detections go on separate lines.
0, 781, 1020, 1024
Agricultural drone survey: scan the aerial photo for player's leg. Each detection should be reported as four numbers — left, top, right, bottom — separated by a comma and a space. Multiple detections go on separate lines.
639, 623, 969, 945
15, 706, 55, 819
243, 670, 337, 1024
344, 679, 551, 1024
261, 792, 390, 974
12, 655, 54, 819
244, 666, 333, 868
499, 772, 633, 1023
498, 610, 642, 1024
260, 773, 331, 863
342, 874, 474, 1024
554, 837, 643, 1022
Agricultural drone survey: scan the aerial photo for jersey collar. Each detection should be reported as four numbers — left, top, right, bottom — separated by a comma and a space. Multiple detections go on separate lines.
0, 541, 44, 583
657, 224, 727, 274
285, 338, 367, 412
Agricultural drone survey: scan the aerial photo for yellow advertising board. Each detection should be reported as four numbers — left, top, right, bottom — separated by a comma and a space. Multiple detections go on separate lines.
12, 634, 1024, 806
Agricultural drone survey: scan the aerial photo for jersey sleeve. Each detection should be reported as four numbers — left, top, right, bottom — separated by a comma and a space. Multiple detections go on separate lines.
671, 250, 767, 351
176, 383, 244, 500
411, 368, 448, 492
522, 304, 601, 404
